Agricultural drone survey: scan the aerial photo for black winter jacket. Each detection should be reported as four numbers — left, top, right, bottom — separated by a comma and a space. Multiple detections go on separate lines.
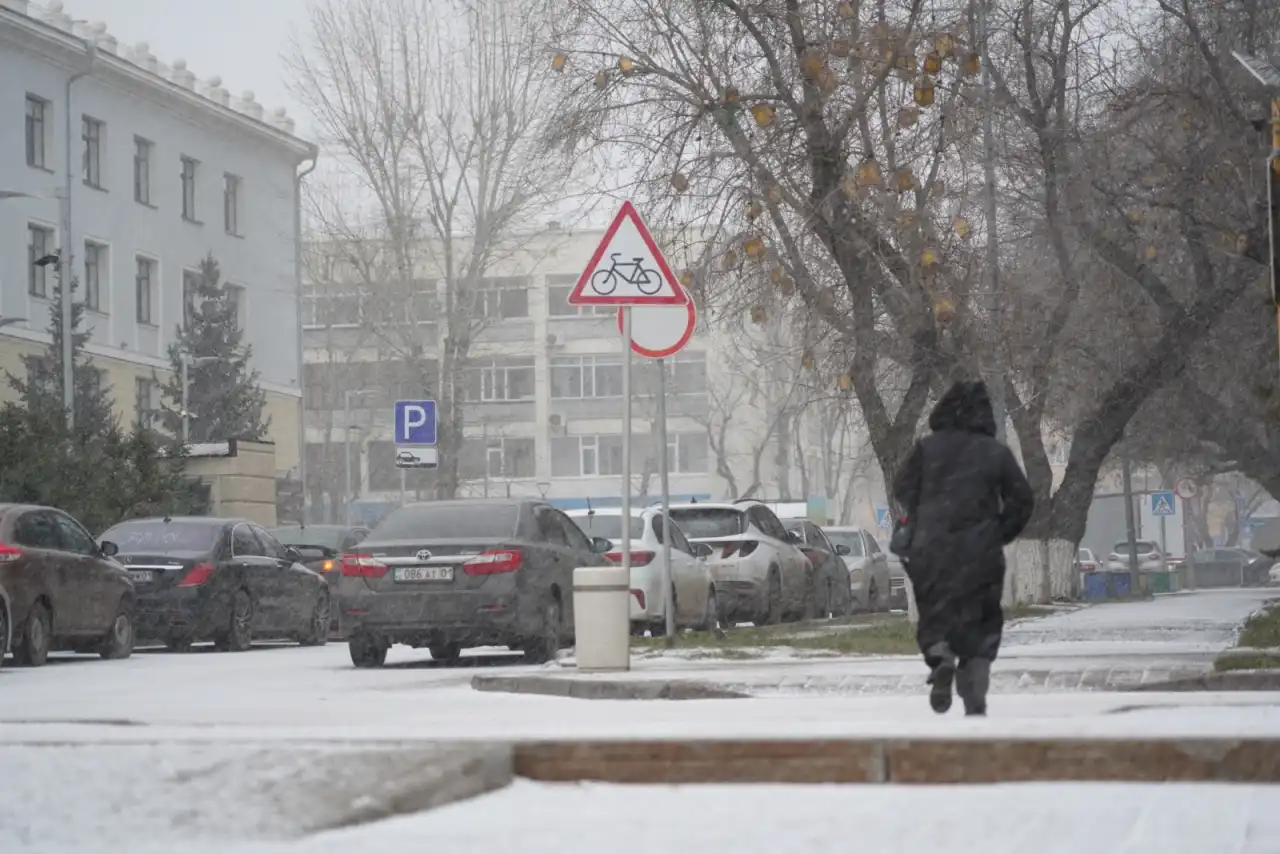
892, 381, 1035, 601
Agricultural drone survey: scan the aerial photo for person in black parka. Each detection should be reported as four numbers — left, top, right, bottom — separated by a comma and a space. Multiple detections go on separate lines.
892, 380, 1035, 716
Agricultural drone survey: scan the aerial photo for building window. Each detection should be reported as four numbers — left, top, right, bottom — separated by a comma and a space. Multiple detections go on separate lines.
134, 377, 158, 428
134, 137, 153, 204
136, 256, 156, 324
224, 173, 241, 235
667, 432, 709, 473
82, 116, 104, 189
27, 224, 55, 298
550, 355, 623, 399
180, 156, 198, 221
83, 241, 106, 312
303, 293, 362, 327
224, 283, 245, 330
182, 269, 200, 327
25, 95, 48, 169
472, 277, 529, 321
461, 359, 535, 402
547, 276, 611, 317
670, 351, 708, 395
460, 436, 535, 480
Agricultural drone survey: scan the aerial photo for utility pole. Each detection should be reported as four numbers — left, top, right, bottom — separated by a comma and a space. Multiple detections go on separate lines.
976, 0, 1007, 442
1122, 453, 1140, 595
61, 43, 96, 428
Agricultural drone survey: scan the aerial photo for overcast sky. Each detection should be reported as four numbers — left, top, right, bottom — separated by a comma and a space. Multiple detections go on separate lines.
60, 0, 314, 136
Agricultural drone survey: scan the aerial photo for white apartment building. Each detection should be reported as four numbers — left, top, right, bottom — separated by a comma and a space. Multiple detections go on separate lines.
0, 0, 316, 474
302, 227, 717, 522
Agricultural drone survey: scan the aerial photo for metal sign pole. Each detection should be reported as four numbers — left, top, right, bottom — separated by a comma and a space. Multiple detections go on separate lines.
657, 358, 674, 642
620, 307, 633, 661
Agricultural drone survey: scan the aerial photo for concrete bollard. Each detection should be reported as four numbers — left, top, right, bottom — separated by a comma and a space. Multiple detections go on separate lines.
572, 566, 631, 672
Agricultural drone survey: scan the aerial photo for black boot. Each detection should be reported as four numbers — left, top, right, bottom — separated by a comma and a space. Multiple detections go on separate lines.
956, 658, 990, 716
925, 642, 956, 714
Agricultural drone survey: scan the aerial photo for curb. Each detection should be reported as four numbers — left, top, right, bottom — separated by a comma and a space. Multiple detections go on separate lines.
512, 737, 1280, 784
1131, 670, 1280, 692
471, 674, 748, 700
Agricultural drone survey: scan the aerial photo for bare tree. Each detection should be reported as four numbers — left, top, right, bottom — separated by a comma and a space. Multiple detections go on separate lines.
290, 0, 571, 497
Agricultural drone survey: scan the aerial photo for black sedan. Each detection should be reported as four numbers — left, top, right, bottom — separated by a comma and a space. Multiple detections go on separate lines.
268, 524, 370, 635
338, 499, 611, 668
782, 518, 855, 619
98, 516, 330, 651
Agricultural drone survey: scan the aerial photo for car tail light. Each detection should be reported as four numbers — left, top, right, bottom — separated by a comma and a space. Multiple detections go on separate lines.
605, 550, 655, 566
631, 589, 646, 609
321, 559, 336, 573
341, 554, 389, 578
0, 542, 22, 563
464, 549, 523, 575
176, 562, 216, 588
723, 541, 758, 559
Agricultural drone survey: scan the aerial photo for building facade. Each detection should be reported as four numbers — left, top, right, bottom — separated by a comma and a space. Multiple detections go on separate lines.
302, 227, 717, 520
0, 0, 316, 474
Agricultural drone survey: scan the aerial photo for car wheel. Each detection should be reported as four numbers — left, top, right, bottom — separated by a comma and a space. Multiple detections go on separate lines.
868, 578, 881, 612
523, 598, 561, 664
349, 632, 388, 668
430, 642, 462, 662
13, 601, 51, 667
761, 571, 783, 625
98, 606, 135, 660
213, 589, 253, 652
299, 589, 330, 647
697, 586, 720, 632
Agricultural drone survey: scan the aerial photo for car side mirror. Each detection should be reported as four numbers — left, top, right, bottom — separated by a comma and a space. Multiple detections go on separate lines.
285, 546, 303, 562
99, 540, 119, 557
591, 537, 612, 554
835, 544, 851, 556
693, 542, 713, 559
785, 530, 802, 544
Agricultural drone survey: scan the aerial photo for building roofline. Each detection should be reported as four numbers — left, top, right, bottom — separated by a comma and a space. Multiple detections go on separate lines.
1, 2, 317, 162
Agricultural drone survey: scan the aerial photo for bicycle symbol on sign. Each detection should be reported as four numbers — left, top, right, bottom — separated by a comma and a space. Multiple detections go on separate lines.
590, 253, 663, 296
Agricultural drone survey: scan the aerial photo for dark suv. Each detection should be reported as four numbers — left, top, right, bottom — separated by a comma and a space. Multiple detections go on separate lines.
338, 499, 611, 667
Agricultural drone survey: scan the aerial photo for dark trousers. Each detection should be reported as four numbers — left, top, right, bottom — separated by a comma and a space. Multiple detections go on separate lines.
916, 582, 1004, 670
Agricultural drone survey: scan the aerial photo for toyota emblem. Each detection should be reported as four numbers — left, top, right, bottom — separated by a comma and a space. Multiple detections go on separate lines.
415, 549, 432, 562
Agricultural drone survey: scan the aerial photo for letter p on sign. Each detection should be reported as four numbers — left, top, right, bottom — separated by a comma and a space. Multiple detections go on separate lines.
394, 399, 437, 446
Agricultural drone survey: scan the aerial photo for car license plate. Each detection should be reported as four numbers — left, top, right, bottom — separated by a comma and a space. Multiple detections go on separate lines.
129, 570, 156, 583
394, 565, 454, 582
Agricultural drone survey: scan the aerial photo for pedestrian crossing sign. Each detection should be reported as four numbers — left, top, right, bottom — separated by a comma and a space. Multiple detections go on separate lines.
1150, 491, 1176, 516
875, 507, 892, 530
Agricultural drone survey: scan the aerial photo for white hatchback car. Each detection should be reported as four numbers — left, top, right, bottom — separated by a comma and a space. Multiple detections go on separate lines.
668, 501, 809, 625
567, 508, 719, 634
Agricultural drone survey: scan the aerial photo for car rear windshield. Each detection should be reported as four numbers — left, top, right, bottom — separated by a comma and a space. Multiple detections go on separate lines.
569, 514, 644, 540
371, 503, 520, 541
669, 508, 745, 539
1114, 541, 1159, 553
100, 520, 221, 553
269, 527, 344, 549
824, 532, 864, 556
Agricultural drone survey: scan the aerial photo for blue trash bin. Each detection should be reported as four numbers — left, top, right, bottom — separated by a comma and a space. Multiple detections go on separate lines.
1108, 571, 1132, 598
1082, 572, 1109, 600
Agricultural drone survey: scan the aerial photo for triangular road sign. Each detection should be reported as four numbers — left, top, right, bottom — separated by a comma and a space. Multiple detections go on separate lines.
569, 201, 690, 306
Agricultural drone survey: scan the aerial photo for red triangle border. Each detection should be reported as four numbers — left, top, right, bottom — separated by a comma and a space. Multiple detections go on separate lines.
567, 201, 691, 306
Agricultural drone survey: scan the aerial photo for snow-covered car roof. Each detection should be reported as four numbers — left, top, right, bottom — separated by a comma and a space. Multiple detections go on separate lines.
565, 507, 648, 517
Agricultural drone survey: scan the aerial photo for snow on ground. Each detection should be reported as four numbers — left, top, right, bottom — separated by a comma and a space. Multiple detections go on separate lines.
46, 780, 1280, 854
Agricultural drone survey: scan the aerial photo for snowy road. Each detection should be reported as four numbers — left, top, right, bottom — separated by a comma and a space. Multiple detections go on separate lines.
1, 588, 1278, 852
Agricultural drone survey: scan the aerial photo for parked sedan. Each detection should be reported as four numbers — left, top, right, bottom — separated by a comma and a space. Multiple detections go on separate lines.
568, 507, 718, 634
0, 504, 135, 667
1187, 548, 1272, 588
339, 499, 611, 668
668, 501, 809, 625
823, 527, 892, 612
782, 519, 854, 618
1107, 540, 1167, 573
98, 516, 330, 651
268, 524, 370, 634
1075, 548, 1101, 573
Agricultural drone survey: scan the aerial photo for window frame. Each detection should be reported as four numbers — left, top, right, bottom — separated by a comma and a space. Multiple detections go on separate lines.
550, 355, 625, 400
27, 223, 55, 298
133, 136, 153, 205
180, 155, 199, 222
83, 240, 106, 312
223, 173, 241, 235
25, 94, 49, 170
82, 115, 105, 189
134, 376, 157, 429
136, 255, 156, 325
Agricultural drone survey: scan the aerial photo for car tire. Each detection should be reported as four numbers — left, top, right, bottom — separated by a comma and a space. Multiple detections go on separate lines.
430, 642, 462, 662
98, 606, 135, 660
299, 589, 330, 647
349, 632, 388, 668
13, 601, 51, 668
761, 571, 783, 625
214, 589, 253, 652
523, 599, 561, 664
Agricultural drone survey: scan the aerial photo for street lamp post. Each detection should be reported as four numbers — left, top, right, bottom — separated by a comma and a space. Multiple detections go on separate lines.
180, 354, 220, 446
343, 389, 377, 522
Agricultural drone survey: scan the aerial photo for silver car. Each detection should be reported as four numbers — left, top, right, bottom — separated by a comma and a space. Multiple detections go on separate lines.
823, 527, 892, 612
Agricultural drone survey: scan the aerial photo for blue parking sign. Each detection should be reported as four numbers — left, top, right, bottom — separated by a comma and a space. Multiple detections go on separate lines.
394, 400, 437, 446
